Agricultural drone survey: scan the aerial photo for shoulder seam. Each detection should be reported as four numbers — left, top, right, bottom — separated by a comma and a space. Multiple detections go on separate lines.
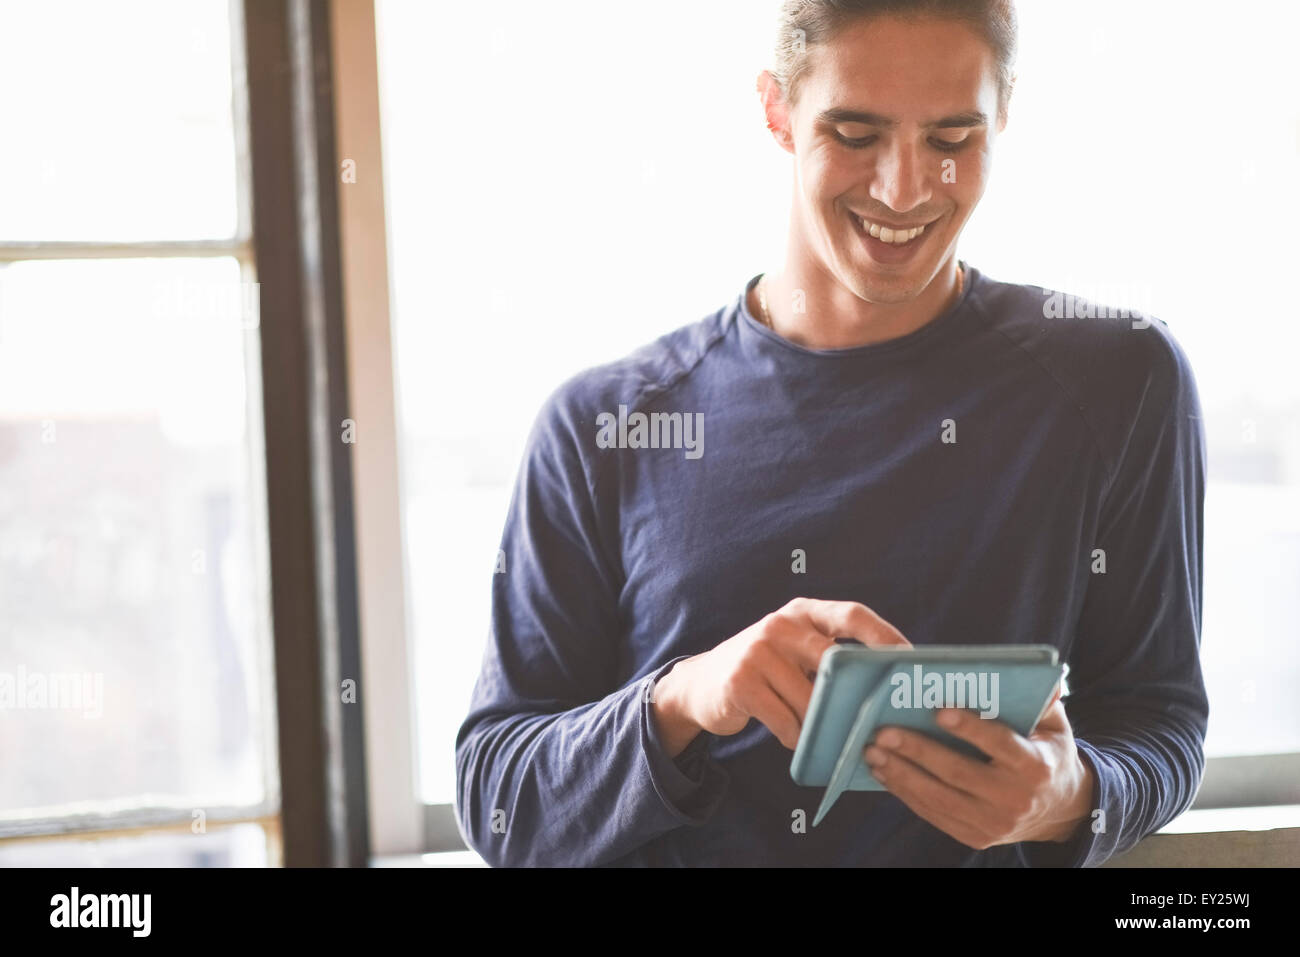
567, 307, 736, 587
626, 310, 736, 414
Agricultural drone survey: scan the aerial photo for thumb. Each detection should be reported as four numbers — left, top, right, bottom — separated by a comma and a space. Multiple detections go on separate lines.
1030, 683, 1069, 736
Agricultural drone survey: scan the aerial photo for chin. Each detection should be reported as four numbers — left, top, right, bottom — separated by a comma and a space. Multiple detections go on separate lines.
848, 269, 933, 305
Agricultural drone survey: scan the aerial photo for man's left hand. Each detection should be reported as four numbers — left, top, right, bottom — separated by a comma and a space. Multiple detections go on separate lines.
864, 691, 1096, 848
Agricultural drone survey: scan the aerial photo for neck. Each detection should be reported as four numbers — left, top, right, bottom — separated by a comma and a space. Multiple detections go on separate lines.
756, 253, 965, 351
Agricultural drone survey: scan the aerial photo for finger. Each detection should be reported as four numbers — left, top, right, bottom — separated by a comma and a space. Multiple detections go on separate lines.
1031, 682, 1064, 731
796, 598, 911, 649
1029, 697, 1071, 738
764, 608, 837, 675
764, 653, 816, 723
1048, 682, 1063, 708
746, 681, 803, 751
934, 708, 1037, 770
795, 633, 838, 676
866, 747, 994, 848
869, 725, 1002, 800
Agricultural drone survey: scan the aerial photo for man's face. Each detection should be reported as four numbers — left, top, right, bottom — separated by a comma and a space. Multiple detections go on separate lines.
783, 16, 1005, 304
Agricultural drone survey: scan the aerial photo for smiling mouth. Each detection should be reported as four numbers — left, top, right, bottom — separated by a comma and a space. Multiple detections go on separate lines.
851, 213, 935, 245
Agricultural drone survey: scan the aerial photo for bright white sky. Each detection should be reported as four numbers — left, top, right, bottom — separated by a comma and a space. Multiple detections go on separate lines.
0, 0, 244, 440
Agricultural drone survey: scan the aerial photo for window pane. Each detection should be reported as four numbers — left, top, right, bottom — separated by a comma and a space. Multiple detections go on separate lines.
0, 258, 275, 816
0, 0, 240, 241
0, 822, 274, 866
1200, 485, 1300, 756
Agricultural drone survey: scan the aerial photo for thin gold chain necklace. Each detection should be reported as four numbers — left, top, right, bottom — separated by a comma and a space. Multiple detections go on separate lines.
756, 265, 965, 331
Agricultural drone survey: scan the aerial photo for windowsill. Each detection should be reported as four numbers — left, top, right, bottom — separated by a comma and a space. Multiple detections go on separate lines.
372, 850, 486, 867
372, 807, 1300, 868
1157, 804, 1300, 833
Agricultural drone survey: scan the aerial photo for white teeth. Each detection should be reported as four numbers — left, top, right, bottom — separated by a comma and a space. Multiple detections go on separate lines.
859, 217, 926, 244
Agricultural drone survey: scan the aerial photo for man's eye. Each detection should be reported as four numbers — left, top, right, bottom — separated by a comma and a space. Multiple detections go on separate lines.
834, 130, 877, 150
835, 123, 872, 139
929, 137, 969, 153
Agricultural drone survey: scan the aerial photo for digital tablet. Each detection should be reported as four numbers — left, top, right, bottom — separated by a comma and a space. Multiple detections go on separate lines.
789, 642, 1065, 825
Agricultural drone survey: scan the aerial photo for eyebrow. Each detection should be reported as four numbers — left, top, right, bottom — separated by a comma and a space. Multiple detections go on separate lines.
816, 107, 988, 130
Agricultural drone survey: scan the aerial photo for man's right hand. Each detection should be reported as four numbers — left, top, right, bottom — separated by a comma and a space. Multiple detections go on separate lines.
650, 597, 911, 758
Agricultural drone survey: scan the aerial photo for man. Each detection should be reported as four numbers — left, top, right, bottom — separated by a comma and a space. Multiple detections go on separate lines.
455, 0, 1208, 866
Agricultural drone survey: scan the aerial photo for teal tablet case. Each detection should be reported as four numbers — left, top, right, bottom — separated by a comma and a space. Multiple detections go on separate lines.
789, 644, 1065, 826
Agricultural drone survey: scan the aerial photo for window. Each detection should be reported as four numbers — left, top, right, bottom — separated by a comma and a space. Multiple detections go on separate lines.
372, 0, 1299, 851
0, 0, 277, 851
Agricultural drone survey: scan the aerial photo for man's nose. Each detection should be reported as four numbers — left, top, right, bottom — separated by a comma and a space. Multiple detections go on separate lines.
869, 141, 932, 216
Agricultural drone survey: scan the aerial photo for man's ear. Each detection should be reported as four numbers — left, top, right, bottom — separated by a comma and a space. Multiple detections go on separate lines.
997, 72, 1017, 133
756, 69, 796, 154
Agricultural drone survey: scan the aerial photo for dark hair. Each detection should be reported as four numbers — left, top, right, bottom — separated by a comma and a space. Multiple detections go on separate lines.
772, 0, 1018, 119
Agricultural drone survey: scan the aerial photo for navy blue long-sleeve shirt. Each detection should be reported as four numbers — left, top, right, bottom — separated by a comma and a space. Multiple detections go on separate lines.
454, 264, 1209, 866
